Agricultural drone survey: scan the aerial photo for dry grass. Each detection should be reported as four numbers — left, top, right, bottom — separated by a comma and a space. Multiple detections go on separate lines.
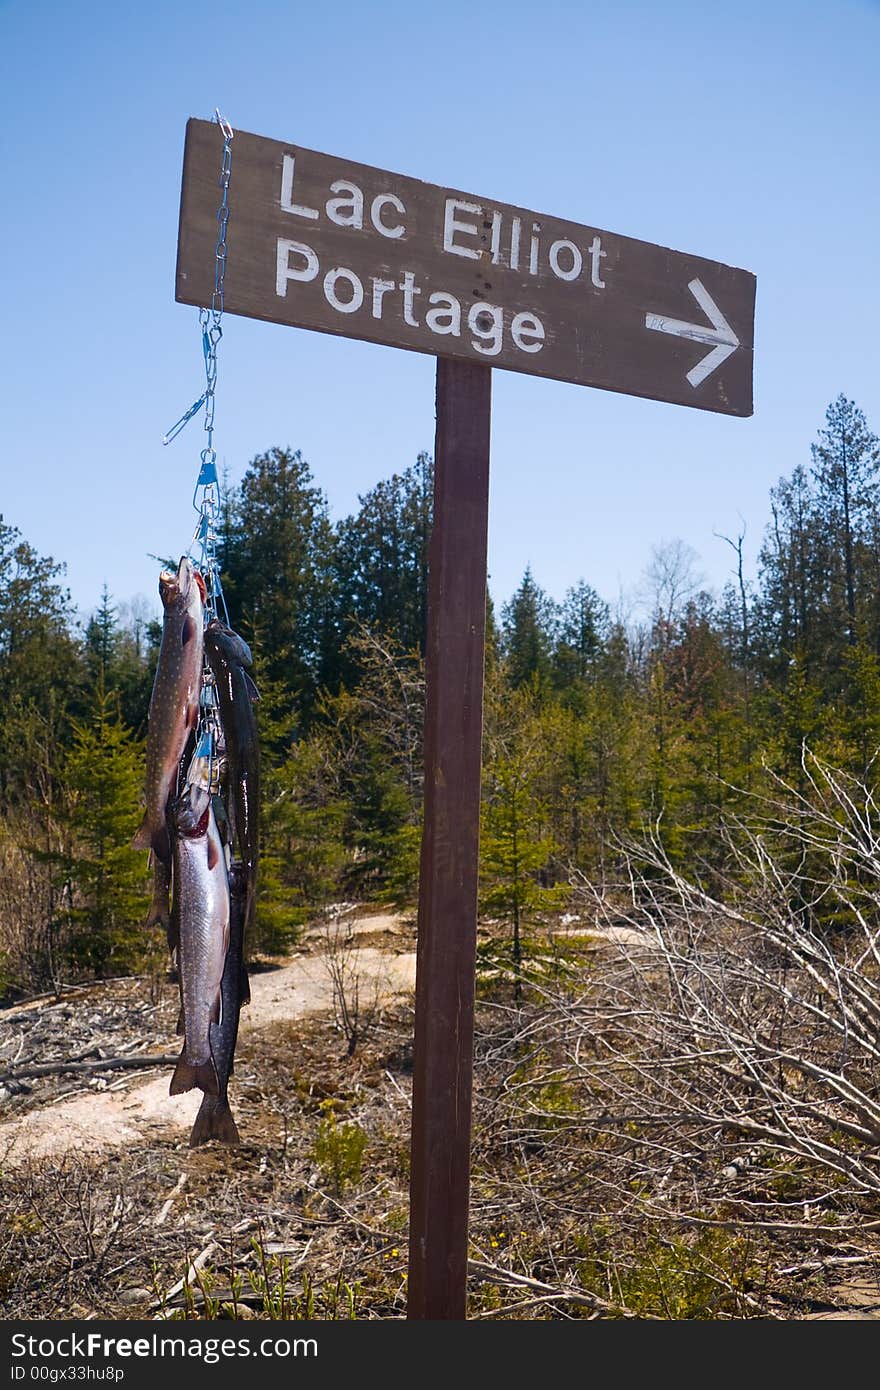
6, 757, 880, 1321
2, 968, 878, 1319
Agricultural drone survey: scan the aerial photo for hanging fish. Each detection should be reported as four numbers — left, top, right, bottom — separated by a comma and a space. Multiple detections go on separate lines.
169, 782, 230, 1097
133, 556, 206, 864
204, 619, 260, 939
144, 727, 201, 960
189, 862, 249, 1146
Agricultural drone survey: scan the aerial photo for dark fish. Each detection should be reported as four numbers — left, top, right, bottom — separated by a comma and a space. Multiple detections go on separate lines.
133, 557, 205, 863
204, 620, 260, 939
189, 862, 249, 1146
169, 783, 229, 1097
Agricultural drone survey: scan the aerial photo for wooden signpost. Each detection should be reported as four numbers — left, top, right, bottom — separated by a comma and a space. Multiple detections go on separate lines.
176, 118, 756, 1320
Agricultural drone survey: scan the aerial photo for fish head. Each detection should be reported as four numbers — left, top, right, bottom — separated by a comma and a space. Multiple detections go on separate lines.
206, 619, 254, 669
159, 555, 196, 610
172, 782, 211, 838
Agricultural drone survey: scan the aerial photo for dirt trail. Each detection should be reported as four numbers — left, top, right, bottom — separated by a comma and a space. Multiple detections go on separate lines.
0, 931, 416, 1163
0, 910, 649, 1164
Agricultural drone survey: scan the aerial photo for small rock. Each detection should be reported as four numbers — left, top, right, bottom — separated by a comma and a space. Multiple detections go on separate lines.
220, 1303, 256, 1319
116, 1287, 152, 1307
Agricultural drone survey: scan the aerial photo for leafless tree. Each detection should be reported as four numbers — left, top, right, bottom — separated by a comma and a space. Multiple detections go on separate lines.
343, 626, 425, 803
319, 912, 384, 1057
642, 538, 705, 627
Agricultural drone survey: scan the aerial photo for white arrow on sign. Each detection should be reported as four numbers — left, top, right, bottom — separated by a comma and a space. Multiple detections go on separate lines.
645, 278, 740, 388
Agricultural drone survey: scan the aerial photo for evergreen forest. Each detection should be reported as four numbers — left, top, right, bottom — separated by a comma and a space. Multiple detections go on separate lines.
2, 393, 878, 997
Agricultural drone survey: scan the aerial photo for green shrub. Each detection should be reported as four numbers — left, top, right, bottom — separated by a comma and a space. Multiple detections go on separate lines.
312, 1106, 368, 1195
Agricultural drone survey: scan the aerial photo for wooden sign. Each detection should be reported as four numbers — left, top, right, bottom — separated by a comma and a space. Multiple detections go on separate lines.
177, 119, 756, 416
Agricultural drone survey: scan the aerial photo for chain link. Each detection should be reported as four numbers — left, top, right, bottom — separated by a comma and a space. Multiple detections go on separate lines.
163, 108, 233, 624
162, 109, 235, 784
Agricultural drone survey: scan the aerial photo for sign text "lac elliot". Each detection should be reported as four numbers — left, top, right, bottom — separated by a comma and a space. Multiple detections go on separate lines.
177, 120, 755, 415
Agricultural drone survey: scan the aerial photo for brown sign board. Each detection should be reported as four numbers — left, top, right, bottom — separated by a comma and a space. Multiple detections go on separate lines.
177, 118, 755, 416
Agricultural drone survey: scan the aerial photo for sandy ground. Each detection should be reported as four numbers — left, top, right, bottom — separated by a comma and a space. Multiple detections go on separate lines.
807, 1280, 880, 1319
551, 923, 652, 948
0, 911, 645, 1167
303, 911, 411, 940
0, 940, 416, 1163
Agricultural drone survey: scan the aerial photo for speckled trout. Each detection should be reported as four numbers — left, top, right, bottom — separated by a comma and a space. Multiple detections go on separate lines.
132, 556, 205, 865
189, 862, 248, 1145
169, 783, 230, 1097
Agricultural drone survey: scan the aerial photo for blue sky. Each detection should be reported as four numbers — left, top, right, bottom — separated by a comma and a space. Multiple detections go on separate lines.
2, 0, 878, 626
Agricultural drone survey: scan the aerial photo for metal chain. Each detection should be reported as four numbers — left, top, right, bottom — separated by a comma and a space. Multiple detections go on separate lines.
163, 109, 234, 787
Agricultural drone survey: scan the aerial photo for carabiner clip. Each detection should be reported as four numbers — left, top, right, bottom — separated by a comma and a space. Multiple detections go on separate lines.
163, 393, 207, 446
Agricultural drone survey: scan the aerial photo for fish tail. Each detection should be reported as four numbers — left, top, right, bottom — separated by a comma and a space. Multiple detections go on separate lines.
189, 1097, 241, 1148
169, 1051, 219, 1097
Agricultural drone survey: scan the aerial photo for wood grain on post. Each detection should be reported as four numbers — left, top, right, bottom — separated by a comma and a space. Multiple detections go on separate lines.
407, 358, 492, 1320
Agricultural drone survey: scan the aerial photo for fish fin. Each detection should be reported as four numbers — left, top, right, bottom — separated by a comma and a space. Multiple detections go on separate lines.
187, 701, 200, 731
189, 1098, 241, 1148
210, 993, 222, 1025
131, 814, 152, 852
182, 613, 197, 646
137, 819, 171, 864
243, 671, 261, 702
169, 1052, 219, 1097
143, 902, 170, 933
207, 836, 219, 871
176, 1004, 185, 1036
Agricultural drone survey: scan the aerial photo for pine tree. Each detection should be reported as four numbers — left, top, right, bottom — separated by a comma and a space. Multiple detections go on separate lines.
756, 464, 816, 682
258, 737, 350, 951
811, 395, 880, 648
84, 585, 118, 683
553, 579, 608, 687
501, 567, 556, 691
62, 684, 149, 975
756, 400, 880, 698
0, 518, 83, 804
773, 652, 826, 789
220, 447, 335, 741
333, 453, 433, 675
480, 690, 563, 998
839, 642, 880, 777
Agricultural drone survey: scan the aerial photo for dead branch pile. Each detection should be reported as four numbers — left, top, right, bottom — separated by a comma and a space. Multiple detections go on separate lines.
0, 978, 179, 1110
470, 755, 880, 1282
